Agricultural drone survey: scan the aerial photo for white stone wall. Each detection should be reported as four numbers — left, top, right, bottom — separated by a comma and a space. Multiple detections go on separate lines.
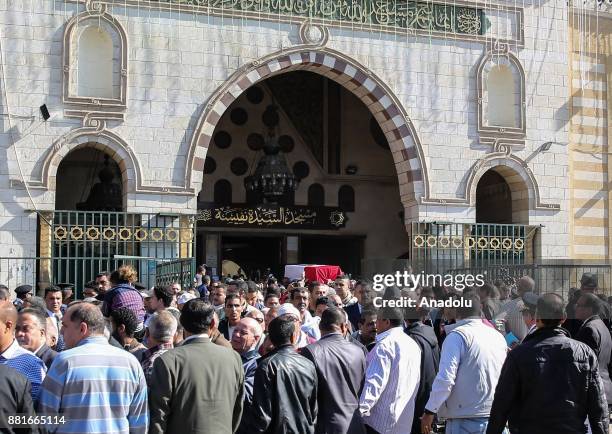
0, 0, 570, 261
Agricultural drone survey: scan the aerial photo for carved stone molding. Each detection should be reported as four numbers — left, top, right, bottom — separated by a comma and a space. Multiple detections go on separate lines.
422, 154, 560, 212
480, 137, 525, 154
298, 22, 330, 47
64, 110, 125, 124
29, 128, 193, 196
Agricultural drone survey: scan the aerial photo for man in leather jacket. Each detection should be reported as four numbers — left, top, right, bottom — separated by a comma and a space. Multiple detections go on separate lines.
575, 292, 612, 412
487, 293, 609, 434
249, 315, 318, 434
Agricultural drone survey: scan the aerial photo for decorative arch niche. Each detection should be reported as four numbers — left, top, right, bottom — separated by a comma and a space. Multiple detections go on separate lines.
477, 46, 526, 146
63, 4, 127, 109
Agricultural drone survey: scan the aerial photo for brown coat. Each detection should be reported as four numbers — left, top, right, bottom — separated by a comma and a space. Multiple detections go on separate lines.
210, 328, 233, 349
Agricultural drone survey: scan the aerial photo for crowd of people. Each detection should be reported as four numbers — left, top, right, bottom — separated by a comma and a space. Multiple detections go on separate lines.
0, 265, 611, 434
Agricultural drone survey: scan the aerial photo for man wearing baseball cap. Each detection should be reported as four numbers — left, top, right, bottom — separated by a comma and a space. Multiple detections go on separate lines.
177, 292, 197, 310
278, 303, 315, 350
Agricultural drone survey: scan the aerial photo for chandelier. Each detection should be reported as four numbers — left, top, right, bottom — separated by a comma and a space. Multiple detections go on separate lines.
244, 104, 298, 203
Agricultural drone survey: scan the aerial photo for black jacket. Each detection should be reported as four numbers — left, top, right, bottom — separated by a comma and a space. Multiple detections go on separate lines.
35, 344, 58, 370
0, 364, 36, 434
249, 344, 318, 434
487, 327, 609, 434
405, 322, 440, 434
344, 303, 361, 332
219, 318, 231, 340
576, 315, 612, 405
301, 333, 366, 434
237, 350, 260, 434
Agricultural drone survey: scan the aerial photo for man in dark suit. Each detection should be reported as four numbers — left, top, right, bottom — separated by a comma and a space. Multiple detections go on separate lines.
575, 292, 612, 411
149, 299, 245, 434
0, 364, 36, 433
405, 317, 440, 434
302, 307, 366, 434
487, 293, 609, 434
344, 282, 375, 332
16, 308, 57, 369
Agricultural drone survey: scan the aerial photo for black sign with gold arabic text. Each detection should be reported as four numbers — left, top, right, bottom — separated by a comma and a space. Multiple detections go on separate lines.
196, 203, 348, 230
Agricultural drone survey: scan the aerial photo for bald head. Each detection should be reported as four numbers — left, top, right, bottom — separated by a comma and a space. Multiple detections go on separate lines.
0, 303, 17, 327
62, 302, 106, 349
517, 276, 535, 295
0, 286, 10, 303
0, 303, 18, 350
246, 309, 264, 325
242, 317, 263, 338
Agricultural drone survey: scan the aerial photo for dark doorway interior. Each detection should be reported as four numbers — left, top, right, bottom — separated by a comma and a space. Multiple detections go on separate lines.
476, 170, 512, 224
300, 236, 363, 277
221, 235, 284, 281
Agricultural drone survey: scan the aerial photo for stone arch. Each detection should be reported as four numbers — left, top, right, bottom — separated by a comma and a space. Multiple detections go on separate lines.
42, 129, 141, 198
466, 155, 558, 224
186, 47, 429, 218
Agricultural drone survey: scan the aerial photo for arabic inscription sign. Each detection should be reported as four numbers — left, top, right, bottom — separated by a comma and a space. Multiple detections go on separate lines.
163, 0, 485, 36
196, 203, 348, 230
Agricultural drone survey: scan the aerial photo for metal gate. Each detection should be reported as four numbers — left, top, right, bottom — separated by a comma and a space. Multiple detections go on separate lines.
408, 222, 538, 274
33, 211, 196, 295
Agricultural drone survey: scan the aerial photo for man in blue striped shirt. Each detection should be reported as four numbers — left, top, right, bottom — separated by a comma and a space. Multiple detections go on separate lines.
39, 302, 148, 434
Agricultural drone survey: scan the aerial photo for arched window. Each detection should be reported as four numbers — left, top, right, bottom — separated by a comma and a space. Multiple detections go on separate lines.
214, 180, 233, 205
338, 185, 355, 212
78, 27, 114, 98
308, 184, 325, 207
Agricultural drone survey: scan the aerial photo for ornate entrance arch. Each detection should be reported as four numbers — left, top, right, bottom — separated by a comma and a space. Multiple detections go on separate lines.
186, 47, 430, 218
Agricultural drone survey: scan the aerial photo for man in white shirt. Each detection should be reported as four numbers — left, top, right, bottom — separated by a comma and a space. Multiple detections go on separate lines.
421, 293, 507, 434
494, 276, 534, 340
302, 297, 334, 341
44, 286, 65, 351
359, 306, 421, 434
